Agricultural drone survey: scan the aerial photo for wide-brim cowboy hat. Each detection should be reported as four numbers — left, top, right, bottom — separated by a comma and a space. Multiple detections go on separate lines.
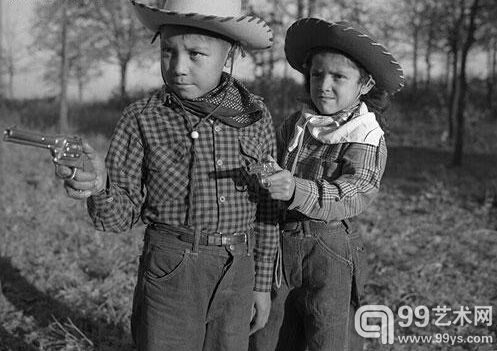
130, 0, 273, 50
285, 18, 405, 93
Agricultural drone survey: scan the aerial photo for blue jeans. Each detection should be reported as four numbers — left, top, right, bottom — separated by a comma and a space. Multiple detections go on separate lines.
131, 225, 255, 351
249, 220, 366, 351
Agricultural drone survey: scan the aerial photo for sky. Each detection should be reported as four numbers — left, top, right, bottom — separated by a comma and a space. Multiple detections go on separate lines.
1, 0, 261, 101
0, 0, 488, 102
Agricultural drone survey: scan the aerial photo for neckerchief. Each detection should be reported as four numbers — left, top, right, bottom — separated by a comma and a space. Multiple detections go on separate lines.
287, 102, 384, 152
163, 73, 263, 128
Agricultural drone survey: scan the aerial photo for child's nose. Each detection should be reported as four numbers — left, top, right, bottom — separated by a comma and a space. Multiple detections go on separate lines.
170, 54, 188, 75
319, 75, 333, 91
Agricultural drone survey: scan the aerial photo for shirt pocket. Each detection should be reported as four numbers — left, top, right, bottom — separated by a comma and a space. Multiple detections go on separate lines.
146, 141, 189, 200
239, 136, 263, 166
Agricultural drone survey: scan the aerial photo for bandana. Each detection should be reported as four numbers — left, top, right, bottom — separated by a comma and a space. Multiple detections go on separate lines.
287, 102, 384, 152
163, 73, 263, 128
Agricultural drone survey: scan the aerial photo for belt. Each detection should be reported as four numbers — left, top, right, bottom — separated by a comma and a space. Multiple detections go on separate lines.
281, 220, 349, 236
150, 223, 248, 247
180, 232, 248, 246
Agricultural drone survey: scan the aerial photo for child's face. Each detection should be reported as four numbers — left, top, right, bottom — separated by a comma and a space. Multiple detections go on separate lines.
160, 26, 231, 99
309, 52, 366, 115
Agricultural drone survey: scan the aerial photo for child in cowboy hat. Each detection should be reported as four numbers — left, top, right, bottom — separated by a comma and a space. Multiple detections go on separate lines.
249, 19, 404, 351
56, 1, 279, 350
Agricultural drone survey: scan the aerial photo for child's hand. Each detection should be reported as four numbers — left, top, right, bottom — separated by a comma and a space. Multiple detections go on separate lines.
56, 142, 107, 199
260, 156, 296, 201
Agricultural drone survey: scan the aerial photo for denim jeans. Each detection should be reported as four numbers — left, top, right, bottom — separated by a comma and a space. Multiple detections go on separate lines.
131, 225, 255, 351
249, 220, 366, 351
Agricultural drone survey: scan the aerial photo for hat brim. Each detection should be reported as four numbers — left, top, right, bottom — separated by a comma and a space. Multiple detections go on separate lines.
131, 1, 273, 50
285, 18, 405, 93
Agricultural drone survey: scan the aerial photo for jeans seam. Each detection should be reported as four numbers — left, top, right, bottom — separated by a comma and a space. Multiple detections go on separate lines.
315, 236, 353, 267
144, 248, 192, 284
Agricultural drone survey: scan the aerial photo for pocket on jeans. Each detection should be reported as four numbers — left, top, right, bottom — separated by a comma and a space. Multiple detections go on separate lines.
143, 245, 191, 283
350, 237, 367, 305
315, 224, 352, 266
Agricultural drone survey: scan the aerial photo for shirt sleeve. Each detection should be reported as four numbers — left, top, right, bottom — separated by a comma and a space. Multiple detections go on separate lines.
87, 105, 145, 232
288, 137, 387, 221
253, 105, 280, 292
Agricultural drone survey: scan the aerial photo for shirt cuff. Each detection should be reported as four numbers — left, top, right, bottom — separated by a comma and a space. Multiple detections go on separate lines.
288, 177, 312, 210
87, 176, 115, 215
254, 259, 273, 292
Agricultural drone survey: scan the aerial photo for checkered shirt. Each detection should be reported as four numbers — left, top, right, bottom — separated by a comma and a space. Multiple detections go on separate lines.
87, 85, 280, 292
278, 111, 387, 222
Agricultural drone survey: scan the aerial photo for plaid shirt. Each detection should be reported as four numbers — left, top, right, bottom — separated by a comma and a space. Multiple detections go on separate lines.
277, 110, 387, 222
87, 85, 279, 292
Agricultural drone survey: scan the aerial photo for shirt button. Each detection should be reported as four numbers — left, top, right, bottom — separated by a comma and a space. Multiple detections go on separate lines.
219, 196, 226, 203
229, 244, 235, 250
216, 159, 224, 166
190, 131, 199, 139
214, 126, 222, 133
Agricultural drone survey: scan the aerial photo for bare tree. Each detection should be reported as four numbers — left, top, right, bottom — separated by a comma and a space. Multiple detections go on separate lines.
423, 2, 445, 87
81, 0, 152, 100
0, 0, 4, 202
481, 8, 497, 110
0, 0, 4, 100
59, 1, 69, 132
487, 36, 497, 110
32, 1, 85, 132
451, 0, 481, 166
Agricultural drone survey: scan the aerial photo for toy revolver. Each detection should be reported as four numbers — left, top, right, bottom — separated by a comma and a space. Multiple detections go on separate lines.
3, 126, 84, 180
248, 160, 278, 178
248, 159, 279, 188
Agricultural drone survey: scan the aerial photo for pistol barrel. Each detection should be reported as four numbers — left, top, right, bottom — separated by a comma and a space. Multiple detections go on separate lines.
3, 127, 56, 149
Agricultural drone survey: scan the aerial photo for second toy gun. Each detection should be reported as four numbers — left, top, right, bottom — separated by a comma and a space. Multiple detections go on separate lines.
3, 126, 84, 180
248, 159, 279, 188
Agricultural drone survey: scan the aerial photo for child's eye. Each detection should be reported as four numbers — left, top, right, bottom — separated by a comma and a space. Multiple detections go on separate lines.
190, 51, 205, 59
311, 71, 322, 78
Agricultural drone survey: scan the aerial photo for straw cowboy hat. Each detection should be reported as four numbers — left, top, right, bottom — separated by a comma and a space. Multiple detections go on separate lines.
285, 18, 405, 93
130, 0, 273, 50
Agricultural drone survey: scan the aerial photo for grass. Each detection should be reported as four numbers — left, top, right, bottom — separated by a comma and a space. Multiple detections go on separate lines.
1, 84, 496, 350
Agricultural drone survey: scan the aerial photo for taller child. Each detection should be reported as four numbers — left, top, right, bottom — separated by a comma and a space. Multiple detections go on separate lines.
57, 1, 279, 350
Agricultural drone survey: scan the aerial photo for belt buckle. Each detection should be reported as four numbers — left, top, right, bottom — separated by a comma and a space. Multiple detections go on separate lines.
208, 233, 223, 246
209, 232, 247, 246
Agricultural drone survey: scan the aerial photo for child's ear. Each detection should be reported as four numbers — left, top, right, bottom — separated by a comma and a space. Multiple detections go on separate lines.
224, 55, 232, 68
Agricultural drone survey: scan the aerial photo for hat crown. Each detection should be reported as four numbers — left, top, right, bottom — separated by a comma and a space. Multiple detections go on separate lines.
163, 0, 241, 17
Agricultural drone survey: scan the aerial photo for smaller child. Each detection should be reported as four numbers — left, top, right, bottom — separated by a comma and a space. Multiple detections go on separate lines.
249, 19, 404, 351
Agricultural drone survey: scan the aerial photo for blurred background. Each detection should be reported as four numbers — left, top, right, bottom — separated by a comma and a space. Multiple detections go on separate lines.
0, 0, 496, 350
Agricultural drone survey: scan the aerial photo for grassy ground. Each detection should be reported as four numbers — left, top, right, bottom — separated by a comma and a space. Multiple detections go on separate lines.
1, 90, 497, 350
